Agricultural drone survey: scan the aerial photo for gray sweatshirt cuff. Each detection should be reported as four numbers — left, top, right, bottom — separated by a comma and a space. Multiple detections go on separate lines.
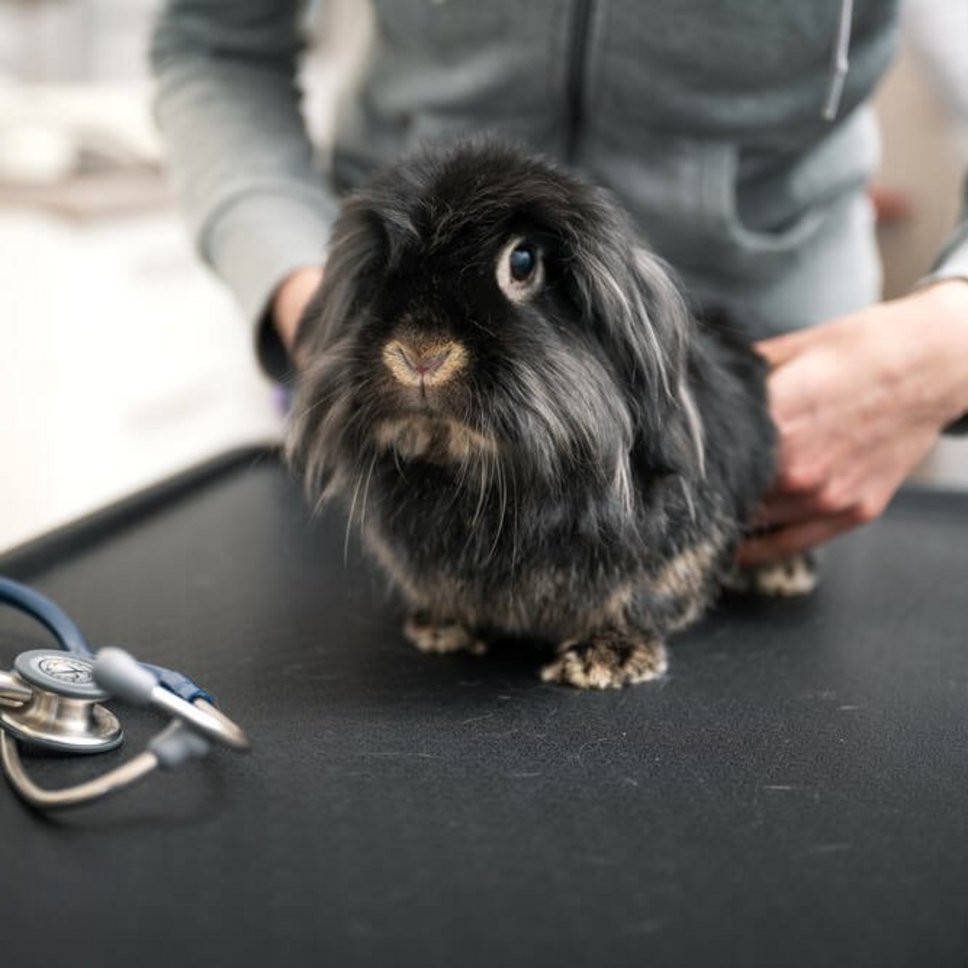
918, 234, 968, 435
204, 188, 337, 380
922, 242, 968, 290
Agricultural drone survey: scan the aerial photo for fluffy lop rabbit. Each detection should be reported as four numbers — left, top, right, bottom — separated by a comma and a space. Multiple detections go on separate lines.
288, 138, 810, 689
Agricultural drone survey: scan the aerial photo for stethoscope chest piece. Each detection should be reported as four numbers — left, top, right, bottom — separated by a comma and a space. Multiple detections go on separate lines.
0, 650, 122, 754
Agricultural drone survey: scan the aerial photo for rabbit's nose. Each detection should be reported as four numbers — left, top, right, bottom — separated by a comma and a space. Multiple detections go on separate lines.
402, 346, 449, 377
383, 339, 466, 387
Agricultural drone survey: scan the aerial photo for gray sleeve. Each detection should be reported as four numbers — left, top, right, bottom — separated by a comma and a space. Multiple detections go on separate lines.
925, 187, 968, 285
899, 0, 968, 287
150, 0, 339, 378
923, 179, 968, 434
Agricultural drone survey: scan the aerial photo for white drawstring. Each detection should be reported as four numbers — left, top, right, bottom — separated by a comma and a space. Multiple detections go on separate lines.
822, 0, 855, 121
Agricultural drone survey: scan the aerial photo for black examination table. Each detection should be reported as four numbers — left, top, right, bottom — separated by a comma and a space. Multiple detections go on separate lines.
1, 447, 966, 968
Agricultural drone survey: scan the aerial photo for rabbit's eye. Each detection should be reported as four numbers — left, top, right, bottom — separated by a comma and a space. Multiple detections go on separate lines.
509, 243, 536, 282
496, 236, 544, 303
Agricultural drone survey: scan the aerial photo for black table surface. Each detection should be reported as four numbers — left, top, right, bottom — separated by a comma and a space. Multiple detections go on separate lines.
1, 448, 966, 968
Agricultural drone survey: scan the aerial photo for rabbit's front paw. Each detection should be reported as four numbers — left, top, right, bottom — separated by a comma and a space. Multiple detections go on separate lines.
404, 612, 488, 656
724, 553, 818, 597
540, 630, 668, 689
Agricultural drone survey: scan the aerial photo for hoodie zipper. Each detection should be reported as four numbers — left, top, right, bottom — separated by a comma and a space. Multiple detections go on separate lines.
566, 0, 594, 160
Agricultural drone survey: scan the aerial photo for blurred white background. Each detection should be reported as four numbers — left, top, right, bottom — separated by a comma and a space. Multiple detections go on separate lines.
0, 0, 966, 552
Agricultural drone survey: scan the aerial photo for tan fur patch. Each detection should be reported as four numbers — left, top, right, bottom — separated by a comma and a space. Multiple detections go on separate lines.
742, 555, 818, 597
362, 555, 640, 645
650, 540, 719, 600
446, 422, 497, 462
373, 415, 498, 464
374, 416, 434, 460
404, 615, 488, 656
581, 584, 635, 633
540, 633, 668, 689
665, 597, 704, 633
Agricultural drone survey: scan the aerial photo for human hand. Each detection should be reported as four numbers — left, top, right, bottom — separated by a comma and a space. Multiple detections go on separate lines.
738, 281, 968, 566
272, 266, 324, 354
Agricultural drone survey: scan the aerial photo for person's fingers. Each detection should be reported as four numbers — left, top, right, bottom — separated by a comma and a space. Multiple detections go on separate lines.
272, 266, 325, 352
753, 329, 817, 369
759, 352, 834, 432
754, 490, 822, 528
736, 510, 858, 567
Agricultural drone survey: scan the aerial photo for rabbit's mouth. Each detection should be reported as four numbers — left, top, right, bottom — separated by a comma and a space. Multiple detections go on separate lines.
372, 415, 498, 465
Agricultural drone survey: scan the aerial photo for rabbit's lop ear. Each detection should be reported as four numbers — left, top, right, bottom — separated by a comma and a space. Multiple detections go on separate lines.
567, 194, 705, 480
294, 196, 387, 361
287, 195, 388, 488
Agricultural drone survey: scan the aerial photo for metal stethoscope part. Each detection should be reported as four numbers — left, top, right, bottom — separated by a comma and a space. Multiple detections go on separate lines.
0, 576, 249, 811
1, 650, 124, 753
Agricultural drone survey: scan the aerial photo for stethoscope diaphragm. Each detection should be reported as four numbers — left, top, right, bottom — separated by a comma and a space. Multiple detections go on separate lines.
0, 650, 123, 754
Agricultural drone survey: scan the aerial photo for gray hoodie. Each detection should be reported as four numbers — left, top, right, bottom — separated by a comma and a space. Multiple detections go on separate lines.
150, 0, 968, 376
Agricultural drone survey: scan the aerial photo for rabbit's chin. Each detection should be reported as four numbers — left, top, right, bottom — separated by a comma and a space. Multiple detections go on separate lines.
372, 413, 499, 465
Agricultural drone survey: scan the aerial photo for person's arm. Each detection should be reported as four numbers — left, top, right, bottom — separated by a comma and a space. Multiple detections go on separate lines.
739, 40, 968, 569
739, 278, 968, 566
150, 0, 336, 378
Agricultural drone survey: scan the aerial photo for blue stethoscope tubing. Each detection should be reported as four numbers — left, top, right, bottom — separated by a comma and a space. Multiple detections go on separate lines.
0, 575, 211, 703
0, 574, 249, 810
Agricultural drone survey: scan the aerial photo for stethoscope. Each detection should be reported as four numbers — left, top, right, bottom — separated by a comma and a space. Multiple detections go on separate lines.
0, 575, 249, 810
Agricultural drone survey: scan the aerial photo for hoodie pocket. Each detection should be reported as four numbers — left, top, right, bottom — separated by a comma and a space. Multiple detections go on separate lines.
713, 107, 879, 266
717, 144, 829, 258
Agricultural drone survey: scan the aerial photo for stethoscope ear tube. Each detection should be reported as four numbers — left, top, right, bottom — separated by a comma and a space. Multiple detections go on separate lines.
0, 717, 215, 810
149, 720, 211, 769
0, 577, 89, 656
0, 730, 160, 810
95, 648, 250, 751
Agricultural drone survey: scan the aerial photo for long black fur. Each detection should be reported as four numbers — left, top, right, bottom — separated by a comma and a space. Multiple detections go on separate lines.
287, 137, 776, 687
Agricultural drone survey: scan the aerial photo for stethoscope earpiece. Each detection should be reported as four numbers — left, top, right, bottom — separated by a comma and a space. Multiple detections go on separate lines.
94, 647, 250, 751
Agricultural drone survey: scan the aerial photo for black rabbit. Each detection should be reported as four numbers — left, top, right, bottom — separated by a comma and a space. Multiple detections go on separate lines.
288, 137, 813, 689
